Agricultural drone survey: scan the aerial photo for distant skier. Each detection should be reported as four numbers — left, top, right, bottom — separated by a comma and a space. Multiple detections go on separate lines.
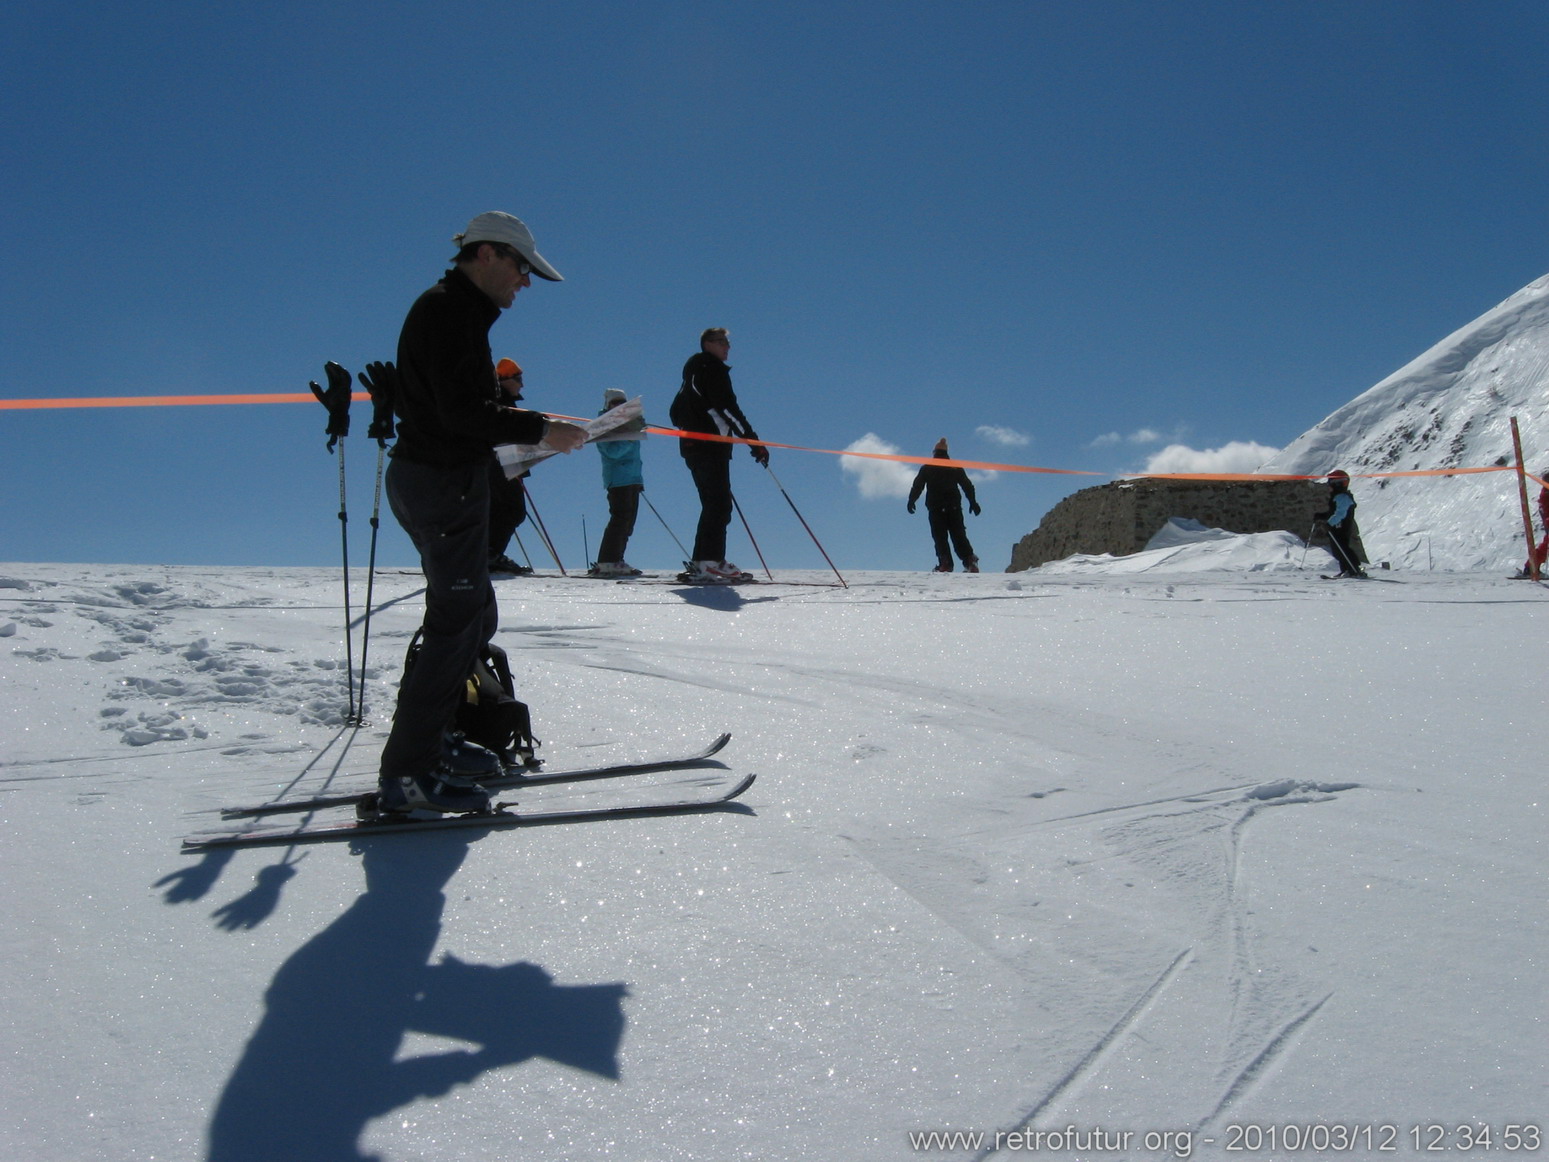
1317, 469, 1366, 579
907, 438, 981, 573
670, 327, 767, 582
487, 357, 534, 576
590, 388, 646, 577
1519, 468, 1549, 579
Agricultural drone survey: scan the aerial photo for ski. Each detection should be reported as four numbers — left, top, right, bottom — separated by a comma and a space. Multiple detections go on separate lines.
373, 568, 541, 578
185, 774, 755, 852
219, 733, 732, 820
659, 577, 843, 588
676, 572, 757, 585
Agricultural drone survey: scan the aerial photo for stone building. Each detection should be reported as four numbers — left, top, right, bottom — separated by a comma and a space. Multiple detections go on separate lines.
1007, 478, 1366, 571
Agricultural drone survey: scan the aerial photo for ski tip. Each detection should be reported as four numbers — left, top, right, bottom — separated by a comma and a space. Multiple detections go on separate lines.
721, 772, 756, 800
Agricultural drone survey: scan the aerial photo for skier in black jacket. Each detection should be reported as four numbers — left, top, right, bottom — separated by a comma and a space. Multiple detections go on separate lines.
378, 211, 586, 815
907, 438, 981, 572
669, 327, 767, 580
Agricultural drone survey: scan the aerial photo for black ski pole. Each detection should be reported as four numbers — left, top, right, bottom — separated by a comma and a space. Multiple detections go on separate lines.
730, 491, 774, 581
520, 480, 567, 575
764, 465, 848, 588
309, 361, 357, 718
643, 491, 690, 560
512, 530, 536, 572
353, 361, 399, 724
1299, 520, 1319, 570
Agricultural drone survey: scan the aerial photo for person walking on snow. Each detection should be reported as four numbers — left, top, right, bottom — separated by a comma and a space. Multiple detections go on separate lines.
1316, 468, 1366, 579
908, 438, 981, 573
591, 388, 645, 577
669, 327, 768, 581
378, 211, 586, 816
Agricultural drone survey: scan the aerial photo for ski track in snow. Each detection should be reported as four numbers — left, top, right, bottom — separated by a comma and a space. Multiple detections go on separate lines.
850, 776, 1364, 1142
969, 948, 1196, 1162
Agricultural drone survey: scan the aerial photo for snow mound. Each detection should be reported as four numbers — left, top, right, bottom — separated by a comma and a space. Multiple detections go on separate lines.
1034, 518, 1309, 575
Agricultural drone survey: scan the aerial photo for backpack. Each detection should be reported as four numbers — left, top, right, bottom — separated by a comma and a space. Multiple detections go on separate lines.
403, 631, 538, 764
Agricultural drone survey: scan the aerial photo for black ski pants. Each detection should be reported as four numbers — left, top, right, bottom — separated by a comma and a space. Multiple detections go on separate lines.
380, 456, 498, 783
1328, 523, 1361, 575
597, 484, 642, 564
486, 459, 527, 559
928, 504, 976, 568
685, 454, 733, 563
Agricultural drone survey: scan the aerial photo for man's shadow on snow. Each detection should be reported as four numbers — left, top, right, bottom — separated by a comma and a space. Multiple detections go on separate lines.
154, 848, 306, 930
670, 585, 783, 612
205, 834, 627, 1162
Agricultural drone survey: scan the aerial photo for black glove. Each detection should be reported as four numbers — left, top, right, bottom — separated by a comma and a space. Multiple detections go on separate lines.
907, 500, 916, 514
750, 443, 769, 467
358, 361, 399, 445
309, 361, 352, 450
969, 502, 981, 516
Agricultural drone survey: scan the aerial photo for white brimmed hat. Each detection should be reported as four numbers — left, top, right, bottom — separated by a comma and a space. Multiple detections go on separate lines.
454, 211, 563, 281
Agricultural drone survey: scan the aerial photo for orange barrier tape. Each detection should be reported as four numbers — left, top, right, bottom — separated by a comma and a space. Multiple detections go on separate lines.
641, 426, 1108, 475
0, 392, 371, 409
637, 427, 1522, 481
1120, 466, 1517, 481
0, 391, 1531, 482
524, 416, 1102, 475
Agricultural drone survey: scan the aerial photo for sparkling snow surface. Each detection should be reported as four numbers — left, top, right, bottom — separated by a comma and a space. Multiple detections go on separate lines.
0, 547, 1541, 1161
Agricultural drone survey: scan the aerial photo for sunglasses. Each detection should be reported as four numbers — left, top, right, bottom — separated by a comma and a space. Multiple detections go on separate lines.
496, 245, 532, 276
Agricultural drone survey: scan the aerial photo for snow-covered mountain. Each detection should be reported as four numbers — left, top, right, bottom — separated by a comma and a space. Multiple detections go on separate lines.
1259, 273, 1549, 571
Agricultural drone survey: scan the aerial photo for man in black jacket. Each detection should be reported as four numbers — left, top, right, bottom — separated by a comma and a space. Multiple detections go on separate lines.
907, 438, 981, 572
378, 211, 586, 814
669, 327, 768, 580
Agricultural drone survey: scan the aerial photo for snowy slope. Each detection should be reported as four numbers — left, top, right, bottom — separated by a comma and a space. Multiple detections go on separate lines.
0, 555, 1543, 1161
1259, 273, 1549, 572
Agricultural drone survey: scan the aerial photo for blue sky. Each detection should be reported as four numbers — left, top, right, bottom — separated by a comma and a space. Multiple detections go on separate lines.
3, 0, 1547, 572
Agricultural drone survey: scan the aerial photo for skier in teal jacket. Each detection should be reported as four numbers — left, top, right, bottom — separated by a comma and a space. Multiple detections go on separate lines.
1317, 469, 1366, 578
592, 388, 645, 577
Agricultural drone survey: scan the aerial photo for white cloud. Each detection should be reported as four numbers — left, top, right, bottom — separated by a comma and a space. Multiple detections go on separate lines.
1088, 427, 1171, 449
1141, 441, 1282, 475
975, 424, 1030, 447
839, 433, 918, 499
